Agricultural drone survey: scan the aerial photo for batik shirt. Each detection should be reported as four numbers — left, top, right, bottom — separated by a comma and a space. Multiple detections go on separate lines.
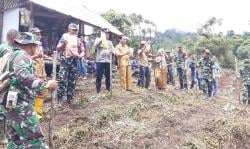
94, 38, 114, 63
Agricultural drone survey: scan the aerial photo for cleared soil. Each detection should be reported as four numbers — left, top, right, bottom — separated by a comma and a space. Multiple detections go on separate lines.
41, 70, 250, 149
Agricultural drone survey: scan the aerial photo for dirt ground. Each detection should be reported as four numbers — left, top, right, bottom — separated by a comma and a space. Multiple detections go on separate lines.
41, 70, 250, 149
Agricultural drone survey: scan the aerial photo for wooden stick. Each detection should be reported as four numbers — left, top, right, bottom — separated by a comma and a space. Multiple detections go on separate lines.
110, 52, 113, 99
49, 51, 57, 148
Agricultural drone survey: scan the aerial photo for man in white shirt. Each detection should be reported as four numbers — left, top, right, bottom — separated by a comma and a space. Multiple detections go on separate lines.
56, 23, 82, 104
94, 28, 114, 95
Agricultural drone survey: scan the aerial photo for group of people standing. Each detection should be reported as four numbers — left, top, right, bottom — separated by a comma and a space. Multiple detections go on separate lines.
135, 43, 221, 99
0, 21, 245, 148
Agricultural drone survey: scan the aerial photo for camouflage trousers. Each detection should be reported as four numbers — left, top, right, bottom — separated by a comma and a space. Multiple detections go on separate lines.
3, 102, 48, 149
177, 68, 188, 89
0, 105, 7, 145
242, 83, 250, 103
57, 57, 79, 101
201, 78, 213, 97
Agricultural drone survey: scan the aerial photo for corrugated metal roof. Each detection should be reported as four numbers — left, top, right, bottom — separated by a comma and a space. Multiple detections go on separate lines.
29, 0, 123, 35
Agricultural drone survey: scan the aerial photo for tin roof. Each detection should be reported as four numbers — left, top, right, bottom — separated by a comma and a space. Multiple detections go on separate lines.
29, 0, 123, 35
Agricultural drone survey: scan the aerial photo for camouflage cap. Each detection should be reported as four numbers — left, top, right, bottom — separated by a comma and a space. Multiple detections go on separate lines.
14, 32, 40, 45
68, 23, 79, 30
30, 27, 42, 33
140, 41, 147, 45
204, 49, 211, 55
177, 44, 183, 48
165, 49, 171, 53
244, 59, 250, 64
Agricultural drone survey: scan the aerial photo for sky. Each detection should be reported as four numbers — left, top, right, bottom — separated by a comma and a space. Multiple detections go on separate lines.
75, 0, 250, 34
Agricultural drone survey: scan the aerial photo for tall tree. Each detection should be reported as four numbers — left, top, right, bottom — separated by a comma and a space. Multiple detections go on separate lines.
101, 9, 133, 36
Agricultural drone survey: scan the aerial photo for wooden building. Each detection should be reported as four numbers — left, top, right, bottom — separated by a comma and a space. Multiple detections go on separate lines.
0, 0, 122, 53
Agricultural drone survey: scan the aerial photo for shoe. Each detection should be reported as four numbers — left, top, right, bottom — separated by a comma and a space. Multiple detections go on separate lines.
66, 99, 72, 104
203, 96, 208, 100
83, 76, 87, 80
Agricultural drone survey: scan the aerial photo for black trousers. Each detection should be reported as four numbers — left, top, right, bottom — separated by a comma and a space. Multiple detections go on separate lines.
96, 62, 111, 93
177, 68, 184, 89
167, 65, 174, 85
201, 78, 213, 97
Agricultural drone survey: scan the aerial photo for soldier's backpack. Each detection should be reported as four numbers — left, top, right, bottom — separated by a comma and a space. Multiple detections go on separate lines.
0, 49, 13, 104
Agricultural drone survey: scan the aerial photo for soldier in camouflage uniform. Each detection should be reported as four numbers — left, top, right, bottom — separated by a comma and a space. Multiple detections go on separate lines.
0, 29, 20, 58
240, 59, 250, 104
0, 29, 20, 146
3, 32, 58, 148
165, 50, 174, 85
175, 46, 188, 90
56, 23, 82, 104
198, 49, 214, 99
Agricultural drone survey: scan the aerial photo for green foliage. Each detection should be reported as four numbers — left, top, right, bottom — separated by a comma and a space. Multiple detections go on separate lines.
101, 12, 247, 70
220, 50, 236, 69
236, 46, 250, 60
101, 9, 133, 36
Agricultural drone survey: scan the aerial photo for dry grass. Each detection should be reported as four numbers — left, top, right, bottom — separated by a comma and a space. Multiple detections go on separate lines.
40, 70, 250, 149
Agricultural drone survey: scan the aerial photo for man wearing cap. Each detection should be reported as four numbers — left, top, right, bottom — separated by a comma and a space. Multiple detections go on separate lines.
94, 28, 114, 95
165, 49, 174, 85
137, 41, 151, 89
57, 23, 82, 104
115, 35, 133, 91
0, 29, 20, 147
5, 32, 58, 148
175, 46, 188, 90
198, 49, 214, 99
30, 27, 47, 118
240, 59, 250, 104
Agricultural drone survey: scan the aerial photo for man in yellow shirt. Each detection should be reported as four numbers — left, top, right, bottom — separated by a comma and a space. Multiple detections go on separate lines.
30, 27, 47, 118
115, 35, 133, 91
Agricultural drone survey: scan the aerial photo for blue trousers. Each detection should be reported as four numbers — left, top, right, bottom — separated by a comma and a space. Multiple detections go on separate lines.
138, 66, 151, 88
79, 58, 87, 77
213, 78, 219, 96
96, 63, 111, 93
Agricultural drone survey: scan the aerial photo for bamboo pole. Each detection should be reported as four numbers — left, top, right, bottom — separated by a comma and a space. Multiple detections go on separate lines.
49, 51, 57, 148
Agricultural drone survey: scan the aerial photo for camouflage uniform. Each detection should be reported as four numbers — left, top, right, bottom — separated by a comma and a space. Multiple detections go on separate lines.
165, 52, 174, 85
57, 23, 81, 103
175, 51, 187, 89
0, 43, 17, 145
57, 56, 79, 102
240, 60, 250, 104
0, 43, 14, 57
199, 57, 214, 98
6, 49, 48, 148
